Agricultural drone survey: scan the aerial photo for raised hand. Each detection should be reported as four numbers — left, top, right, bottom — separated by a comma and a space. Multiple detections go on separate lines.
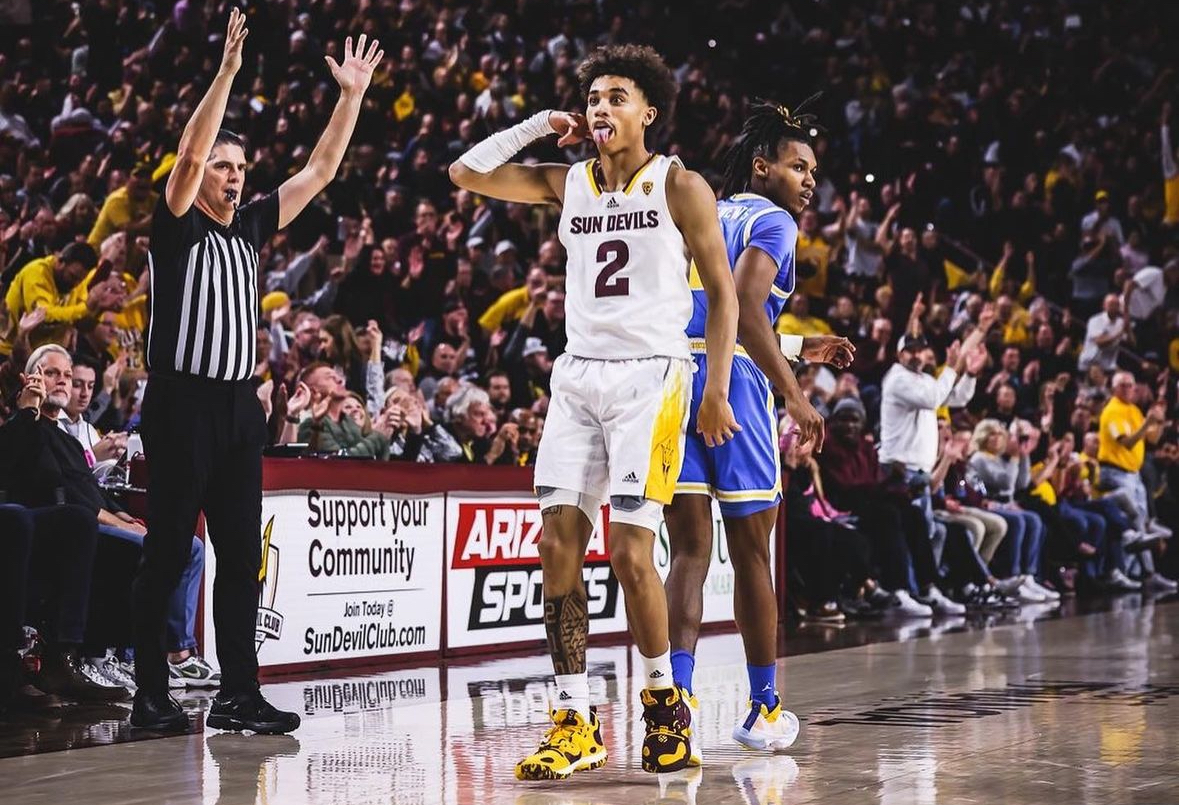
287, 382, 313, 416
965, 343, 989, 375
103, 353, 127, 394
18, 306, 47, 336
550, 111, 590, 147
219, 7, 249, 77
325, 34, 384, 97
17, 371, 46, 412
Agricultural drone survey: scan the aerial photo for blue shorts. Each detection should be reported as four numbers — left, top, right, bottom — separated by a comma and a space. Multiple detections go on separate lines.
677, 345, 782, 517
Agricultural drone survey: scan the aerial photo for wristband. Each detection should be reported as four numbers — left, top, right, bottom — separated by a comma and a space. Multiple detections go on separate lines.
457, 110, 557, 173
285, 414, 301, 424
780, 334, 804, 361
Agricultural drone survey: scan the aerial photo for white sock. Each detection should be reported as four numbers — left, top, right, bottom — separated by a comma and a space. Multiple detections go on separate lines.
640, 647, 673, 690
553, 673, 591, 719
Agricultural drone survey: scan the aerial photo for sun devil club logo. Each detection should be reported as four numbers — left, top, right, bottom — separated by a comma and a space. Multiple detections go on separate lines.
255, 516, 285, 653
641, 181, 653, 195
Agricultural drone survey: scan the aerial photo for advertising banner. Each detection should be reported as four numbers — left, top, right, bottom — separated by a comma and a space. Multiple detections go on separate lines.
203, 489, 444, 669
444, 495, 629, 649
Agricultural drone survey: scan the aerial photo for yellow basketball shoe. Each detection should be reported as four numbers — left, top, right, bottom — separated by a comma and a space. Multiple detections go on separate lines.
514, 708, 608, 781
640, 686, 693, 774
682, 688, 703, 767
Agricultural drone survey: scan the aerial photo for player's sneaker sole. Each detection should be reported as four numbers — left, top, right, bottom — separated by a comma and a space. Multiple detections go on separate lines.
515, 749, 608, 780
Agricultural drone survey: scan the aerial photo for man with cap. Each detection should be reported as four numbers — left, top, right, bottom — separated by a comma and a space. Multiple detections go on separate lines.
1081, 190, 1124, 245
493, 239, 522, 278
876, 313, 995, 610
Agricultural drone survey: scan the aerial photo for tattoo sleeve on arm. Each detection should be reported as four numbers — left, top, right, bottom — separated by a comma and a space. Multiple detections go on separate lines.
544, 586, 588, 676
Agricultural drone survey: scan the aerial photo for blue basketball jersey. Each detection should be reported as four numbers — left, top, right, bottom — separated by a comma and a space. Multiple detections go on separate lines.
685, 192, 797, 339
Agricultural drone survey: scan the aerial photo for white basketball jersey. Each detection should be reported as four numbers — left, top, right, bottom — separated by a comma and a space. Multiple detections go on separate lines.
557, 154, 692, 361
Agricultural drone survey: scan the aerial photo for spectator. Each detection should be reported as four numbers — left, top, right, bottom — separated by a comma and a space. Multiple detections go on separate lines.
0, 242, 121, 357
86, 164, 157, 249
966, 419, 1056, 603
1078, 293, 1131, 373
1098, 373, 1177, 559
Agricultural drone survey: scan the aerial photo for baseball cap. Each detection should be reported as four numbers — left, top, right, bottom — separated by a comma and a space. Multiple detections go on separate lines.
522, 337, 547, 358
494, 239, 517, 257
466, 235, 485, 250
897, 333, 929, 353
831, 396, 867, 420
1095, 189, 1110, 202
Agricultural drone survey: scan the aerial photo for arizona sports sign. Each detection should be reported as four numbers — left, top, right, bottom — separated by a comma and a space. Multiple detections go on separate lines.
445, 495, 628, 649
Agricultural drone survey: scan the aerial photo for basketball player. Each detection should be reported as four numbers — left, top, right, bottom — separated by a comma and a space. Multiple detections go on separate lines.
665, 98, 854, 758
450, 44, 740, 778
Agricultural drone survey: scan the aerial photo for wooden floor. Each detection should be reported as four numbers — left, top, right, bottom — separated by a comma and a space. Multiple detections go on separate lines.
2, 597, 1178, 804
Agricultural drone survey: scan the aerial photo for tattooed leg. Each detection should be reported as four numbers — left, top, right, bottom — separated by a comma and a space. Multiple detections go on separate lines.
537, 499, 595, 674
544, 586, 589, 675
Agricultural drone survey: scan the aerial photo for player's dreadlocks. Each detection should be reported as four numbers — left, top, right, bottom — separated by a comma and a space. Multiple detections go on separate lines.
719, 94, 823, 198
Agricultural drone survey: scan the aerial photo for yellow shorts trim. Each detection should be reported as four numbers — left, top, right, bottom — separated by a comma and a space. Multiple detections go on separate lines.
644, 367, 688, 505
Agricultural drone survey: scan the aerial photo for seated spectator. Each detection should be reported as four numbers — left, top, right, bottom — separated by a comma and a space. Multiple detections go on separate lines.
317, 315, 384, 406
442, 383, 513, 464
0, 501, 108, 710
781, 418, 881, 622
818, 397, 943, 617
966, 419, 1057, 603
1044, 432, 1142, 593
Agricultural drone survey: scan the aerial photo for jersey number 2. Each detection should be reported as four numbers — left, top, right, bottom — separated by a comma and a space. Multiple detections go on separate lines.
594, 239, 630, 298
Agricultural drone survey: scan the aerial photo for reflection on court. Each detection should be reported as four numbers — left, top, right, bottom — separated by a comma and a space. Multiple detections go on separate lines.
2, 601, 1178, 804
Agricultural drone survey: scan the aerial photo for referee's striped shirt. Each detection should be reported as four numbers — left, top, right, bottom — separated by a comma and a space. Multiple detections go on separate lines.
146, 193, 278, 381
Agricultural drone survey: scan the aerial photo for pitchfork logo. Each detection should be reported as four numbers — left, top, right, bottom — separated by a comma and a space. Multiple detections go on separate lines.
255, 515, 285, 653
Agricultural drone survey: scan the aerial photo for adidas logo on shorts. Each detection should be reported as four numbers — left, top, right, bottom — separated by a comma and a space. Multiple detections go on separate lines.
606, 197, 619, 209
623, 472, 639, 483
558, 690, 572, 701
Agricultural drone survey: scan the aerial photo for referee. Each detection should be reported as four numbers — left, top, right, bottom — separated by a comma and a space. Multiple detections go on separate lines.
130, 9, 384, 732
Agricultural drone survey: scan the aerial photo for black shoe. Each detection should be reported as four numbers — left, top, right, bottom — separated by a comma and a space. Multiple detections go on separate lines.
36, 647, 130, 704
207, 691, 300, 734
130, 689, 190, 732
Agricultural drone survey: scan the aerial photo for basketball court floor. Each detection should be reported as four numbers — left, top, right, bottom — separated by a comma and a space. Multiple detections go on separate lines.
2, 598, 1178, 804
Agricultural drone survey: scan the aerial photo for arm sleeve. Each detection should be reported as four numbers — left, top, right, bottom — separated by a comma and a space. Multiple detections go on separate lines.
885, 366, 961, 409
365, 361, 384, 418
1015, 454, 1030, 491
303, 278, 339, 317
1163, 125, 1177, 179
943, 371, 977, 408
988, 260, 1006, 298
278, 248, 318, 294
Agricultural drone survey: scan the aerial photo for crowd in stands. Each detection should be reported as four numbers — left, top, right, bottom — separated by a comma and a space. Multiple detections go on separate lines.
2, 0, 1179, 707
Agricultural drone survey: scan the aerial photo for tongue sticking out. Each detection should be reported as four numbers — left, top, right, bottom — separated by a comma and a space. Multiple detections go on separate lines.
592, 128, 612, 146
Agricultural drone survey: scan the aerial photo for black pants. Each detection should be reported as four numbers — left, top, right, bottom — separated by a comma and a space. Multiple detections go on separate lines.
134, 374, 266, 696
0, 503, 98, 651
788, 514, 872, 602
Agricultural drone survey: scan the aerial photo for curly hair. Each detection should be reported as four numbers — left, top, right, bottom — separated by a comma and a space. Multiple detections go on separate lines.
719, 94, 823, 198
575, 44, 678, 133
